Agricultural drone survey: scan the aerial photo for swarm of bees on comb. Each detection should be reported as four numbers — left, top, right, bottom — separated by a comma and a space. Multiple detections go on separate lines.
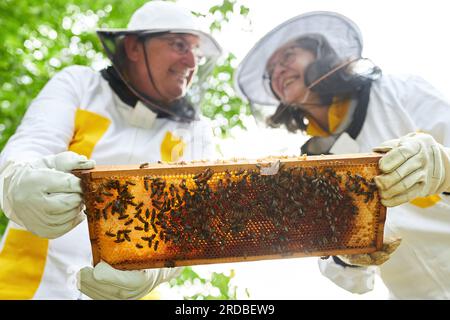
79, 154, 386, 270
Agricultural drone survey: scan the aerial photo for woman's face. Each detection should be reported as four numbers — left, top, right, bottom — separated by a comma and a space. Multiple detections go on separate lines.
266, 41, 316, 105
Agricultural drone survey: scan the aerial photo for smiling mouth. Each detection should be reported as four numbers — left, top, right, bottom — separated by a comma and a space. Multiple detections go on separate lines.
170, 69, 190, 81
281, 76, 300, 90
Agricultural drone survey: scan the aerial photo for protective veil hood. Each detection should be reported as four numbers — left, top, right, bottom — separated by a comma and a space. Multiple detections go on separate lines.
234, 11, 363, 106
96, 1, 222, 122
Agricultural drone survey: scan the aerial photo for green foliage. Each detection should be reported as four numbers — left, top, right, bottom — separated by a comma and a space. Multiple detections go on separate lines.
169, 266, 238, 300
208, 0, 249, 32
201, 53, 251, 138
0, 0, 149, 151
0, 211, 8, 237
201, 0, 251, 137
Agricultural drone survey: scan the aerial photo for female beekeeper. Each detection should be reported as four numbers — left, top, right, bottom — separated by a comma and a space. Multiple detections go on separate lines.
234, 11, 450, 299
0, 1, 221, 299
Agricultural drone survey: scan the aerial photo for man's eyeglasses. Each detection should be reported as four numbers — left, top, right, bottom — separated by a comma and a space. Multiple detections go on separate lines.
158, 35, 204, 63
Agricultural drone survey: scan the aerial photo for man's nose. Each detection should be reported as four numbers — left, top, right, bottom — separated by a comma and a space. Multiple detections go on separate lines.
181, 50, 197, 68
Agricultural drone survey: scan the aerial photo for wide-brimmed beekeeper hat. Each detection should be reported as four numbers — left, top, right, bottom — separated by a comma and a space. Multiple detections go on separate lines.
234, 11, 363, 106
97, 1, 222, 60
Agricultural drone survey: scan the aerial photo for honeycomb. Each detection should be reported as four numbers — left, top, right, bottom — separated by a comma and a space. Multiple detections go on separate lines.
76, 154, 386, 270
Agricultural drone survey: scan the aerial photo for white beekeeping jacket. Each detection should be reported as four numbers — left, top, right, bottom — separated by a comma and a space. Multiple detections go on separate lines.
319, 74, 450, 299
0, 65, 215, 299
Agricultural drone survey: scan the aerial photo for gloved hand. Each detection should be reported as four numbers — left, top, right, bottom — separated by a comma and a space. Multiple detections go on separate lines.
373, 132, 450, 207
0, 151, 95, 239
77, 261, 182, 300
337, 238, 402, 267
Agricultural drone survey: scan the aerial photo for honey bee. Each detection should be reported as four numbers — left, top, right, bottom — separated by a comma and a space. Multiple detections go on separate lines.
105, 231, 116, 237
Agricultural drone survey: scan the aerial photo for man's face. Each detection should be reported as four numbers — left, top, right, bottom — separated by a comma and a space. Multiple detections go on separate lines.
128, 34, 200, 104
266, 41, 316, 105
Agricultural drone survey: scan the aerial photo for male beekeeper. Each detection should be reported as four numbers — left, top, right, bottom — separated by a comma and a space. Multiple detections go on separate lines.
0, 1, 221, 299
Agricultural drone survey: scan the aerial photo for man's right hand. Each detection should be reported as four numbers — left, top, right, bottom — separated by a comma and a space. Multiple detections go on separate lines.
0, 151, 95, 239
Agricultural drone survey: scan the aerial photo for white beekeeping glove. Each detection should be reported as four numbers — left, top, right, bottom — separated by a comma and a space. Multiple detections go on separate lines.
373, 132, 450, 207
0, 151, 95, 239
77, 261, 182, 300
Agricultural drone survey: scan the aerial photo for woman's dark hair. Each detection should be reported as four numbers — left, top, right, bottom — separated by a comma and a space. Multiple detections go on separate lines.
267, 34, 380, 133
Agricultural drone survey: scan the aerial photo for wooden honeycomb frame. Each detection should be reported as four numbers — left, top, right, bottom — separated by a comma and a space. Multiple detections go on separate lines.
76, 153, 386, 270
